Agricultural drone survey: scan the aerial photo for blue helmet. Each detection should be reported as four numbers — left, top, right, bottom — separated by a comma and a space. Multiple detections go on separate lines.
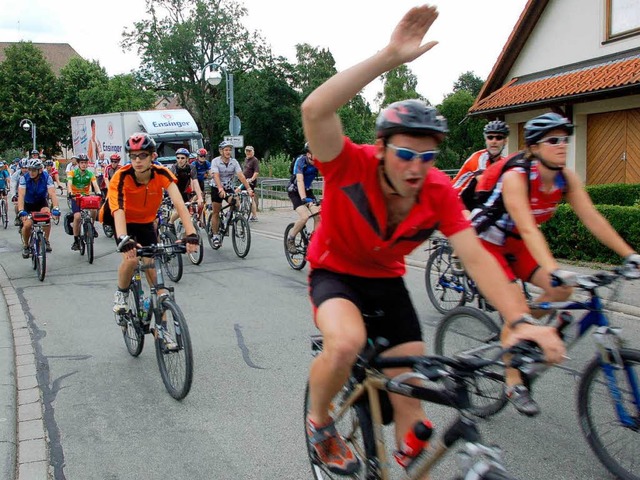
524, 113, 573, 146
176, 147, 190, 156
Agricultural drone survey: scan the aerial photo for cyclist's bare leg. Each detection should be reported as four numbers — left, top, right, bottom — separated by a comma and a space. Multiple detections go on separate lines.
211, 201, 222, 233
308, 298, 366, 425
21, 217, 32, 247
117, 255, 138, 290
381, 341, 429, 446
308, 203, 320, 230
290, 204, 312, 238
72, 212, 82, 236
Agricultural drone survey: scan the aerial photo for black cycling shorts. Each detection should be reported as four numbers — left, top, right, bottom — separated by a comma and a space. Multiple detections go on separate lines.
210, 186, 235, 204
24, 199, 48, 213
289, 190, 316, 210
309, 268, 422, 349
113, 222, 157, 248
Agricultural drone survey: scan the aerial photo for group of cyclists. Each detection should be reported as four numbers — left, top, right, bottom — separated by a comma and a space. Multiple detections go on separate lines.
298, 4, 640, 476
2, 5, 639, 477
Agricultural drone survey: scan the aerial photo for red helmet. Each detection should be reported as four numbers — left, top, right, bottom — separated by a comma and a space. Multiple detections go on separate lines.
110, 153, 121, 161
125, 133, 156, 152
197, 148, 208, 156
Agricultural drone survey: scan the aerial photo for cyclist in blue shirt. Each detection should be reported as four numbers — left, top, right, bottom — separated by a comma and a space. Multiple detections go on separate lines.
286, 142, 320, 253
17, 159, 60, 257
0, 161, 10, 219
194, 148, 211, 194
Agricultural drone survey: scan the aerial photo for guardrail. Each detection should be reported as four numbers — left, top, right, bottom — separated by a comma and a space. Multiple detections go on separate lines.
257, 178, 324, 210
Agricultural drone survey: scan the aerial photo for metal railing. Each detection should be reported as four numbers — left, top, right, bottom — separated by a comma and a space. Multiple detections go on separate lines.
257, 178, 324, 210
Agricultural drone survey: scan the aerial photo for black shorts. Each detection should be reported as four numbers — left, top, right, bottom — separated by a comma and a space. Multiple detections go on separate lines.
309, 269, 422, 349
210, 186, 235, 204
289, 190, 316, 210
24, 199, 48, 213
113, 223, 157, 248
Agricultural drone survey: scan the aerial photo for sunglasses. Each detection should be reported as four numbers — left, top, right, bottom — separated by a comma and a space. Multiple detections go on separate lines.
539, 136, 570, 146
387, 143, 439, 163
129, 153, 151, 161
485, 135, 505, 141
176, 156, 188, 160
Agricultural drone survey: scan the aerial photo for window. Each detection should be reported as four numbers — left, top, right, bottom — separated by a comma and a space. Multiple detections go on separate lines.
606, 0, 640, 41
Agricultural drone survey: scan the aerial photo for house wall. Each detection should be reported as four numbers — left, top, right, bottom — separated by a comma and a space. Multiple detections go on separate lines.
509, 0, 640, 78
504, 95, 640, 182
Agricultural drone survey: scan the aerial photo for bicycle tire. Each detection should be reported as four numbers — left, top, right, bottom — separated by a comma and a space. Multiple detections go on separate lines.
189, 225, 204, 265
284, 223, 308, 270
159, 230, 183, 282
303, 382, 376, 480
36, 232, 46, 281
231, 214, 251, 258
121, 282, 144, 357
425, 246, 466, 314
154, 299, 193, 400
205, 212, 219, 250
30, 235, 37, 270
434, 306, 507, 418
1, 200, 8, 229
577, 348, 640, 480
85, 221, 94, 264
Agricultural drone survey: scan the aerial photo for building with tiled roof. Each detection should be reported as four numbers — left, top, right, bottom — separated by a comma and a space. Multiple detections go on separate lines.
469, 0, 640, 184
0, 42, 81, 76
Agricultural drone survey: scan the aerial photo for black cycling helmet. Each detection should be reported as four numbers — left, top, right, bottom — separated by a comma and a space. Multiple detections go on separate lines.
376, 99, 448, 140
303, 142, 310, 153
524, 113, 573, 146
483, 120, 509, 136
77, 154, 89, 162
44, 160, 54, 167
125, 133, 156, 152
30, 149, 39, 155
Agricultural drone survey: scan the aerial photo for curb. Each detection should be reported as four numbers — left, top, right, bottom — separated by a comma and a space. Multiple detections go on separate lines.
0, 270, 17, 480
0, 266, 50, 480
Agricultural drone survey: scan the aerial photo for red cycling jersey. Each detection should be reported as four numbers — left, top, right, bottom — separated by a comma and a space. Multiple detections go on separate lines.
307, 137, 470, 278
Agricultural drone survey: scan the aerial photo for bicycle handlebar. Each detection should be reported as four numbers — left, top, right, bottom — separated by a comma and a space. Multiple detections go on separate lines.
552, 267, 638, 290
136, 243, 186, 258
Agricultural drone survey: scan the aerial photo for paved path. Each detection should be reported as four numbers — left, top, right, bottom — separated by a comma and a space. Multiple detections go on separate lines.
1, 206, 639, 479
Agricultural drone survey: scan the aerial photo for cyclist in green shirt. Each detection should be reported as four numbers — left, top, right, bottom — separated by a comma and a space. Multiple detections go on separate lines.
67, 154, 102, 251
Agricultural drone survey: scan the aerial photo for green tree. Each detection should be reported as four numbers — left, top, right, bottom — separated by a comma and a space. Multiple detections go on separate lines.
375, 65, 426, 108
453, 71, 484, 97
0, 42, 65, 154
293, 44, 337, 100
121, 0, 271, 145
437, 89, 485, 170
79, 74, 156, 114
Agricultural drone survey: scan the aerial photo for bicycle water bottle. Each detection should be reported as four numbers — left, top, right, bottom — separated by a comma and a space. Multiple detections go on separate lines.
394, 419, 433, 468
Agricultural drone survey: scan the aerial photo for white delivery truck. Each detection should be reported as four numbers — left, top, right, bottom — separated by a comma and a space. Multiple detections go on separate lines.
70, 109, 204, 167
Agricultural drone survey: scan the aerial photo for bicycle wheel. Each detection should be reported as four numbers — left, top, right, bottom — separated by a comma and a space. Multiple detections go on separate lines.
577, 348, 640, 480
434, 306, 507, 418
121, 282, 144, 357
154, 299, 193, 400
205, 212, 218, 250
85, 221, 94, 264
2, 200, 9, 229
189, 225, 205, 265
284, 223, 308, 270
303, 382, 376, 480
231, 214, 251, 258
35, 232, 46, 281
425, 246, 466, 314
159, 230, 183, 282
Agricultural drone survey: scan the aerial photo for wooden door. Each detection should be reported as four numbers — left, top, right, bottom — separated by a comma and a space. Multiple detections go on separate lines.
587, 111, 626, 184
626, 108, 640, 183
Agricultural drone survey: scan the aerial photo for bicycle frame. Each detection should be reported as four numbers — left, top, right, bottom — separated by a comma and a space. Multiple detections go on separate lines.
312, 337, 515, 480
529, 290, 640, 427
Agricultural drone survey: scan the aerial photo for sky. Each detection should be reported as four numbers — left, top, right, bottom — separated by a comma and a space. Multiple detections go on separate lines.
0, 0, 528, 105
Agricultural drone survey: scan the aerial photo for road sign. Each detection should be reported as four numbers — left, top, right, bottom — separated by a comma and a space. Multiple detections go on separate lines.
224, 135, 244, 148
229, 115, 241, 136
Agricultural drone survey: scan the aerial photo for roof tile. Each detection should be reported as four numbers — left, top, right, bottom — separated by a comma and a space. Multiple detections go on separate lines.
470, 56, 640, 113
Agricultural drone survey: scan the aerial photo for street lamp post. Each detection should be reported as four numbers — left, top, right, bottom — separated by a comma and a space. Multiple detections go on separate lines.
202, 62, 240, 137
19, 118, 37, 151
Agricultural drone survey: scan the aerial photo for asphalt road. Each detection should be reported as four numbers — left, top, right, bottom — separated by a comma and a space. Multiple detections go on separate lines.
1, 207, 637, 480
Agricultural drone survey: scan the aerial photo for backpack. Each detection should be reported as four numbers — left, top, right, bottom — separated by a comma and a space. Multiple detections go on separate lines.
469, 152, 531, 235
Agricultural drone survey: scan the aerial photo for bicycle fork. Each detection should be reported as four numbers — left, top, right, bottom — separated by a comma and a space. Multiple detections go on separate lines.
593, 327, 640, 428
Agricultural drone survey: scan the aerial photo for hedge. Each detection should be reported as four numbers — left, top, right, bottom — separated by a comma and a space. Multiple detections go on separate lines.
584, 183, 640, 206
541, 204, 640, 263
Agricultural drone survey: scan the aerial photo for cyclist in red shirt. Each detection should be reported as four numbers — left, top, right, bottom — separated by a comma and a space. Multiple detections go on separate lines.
300, 5, 565, 475
470, 112, 640, 415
